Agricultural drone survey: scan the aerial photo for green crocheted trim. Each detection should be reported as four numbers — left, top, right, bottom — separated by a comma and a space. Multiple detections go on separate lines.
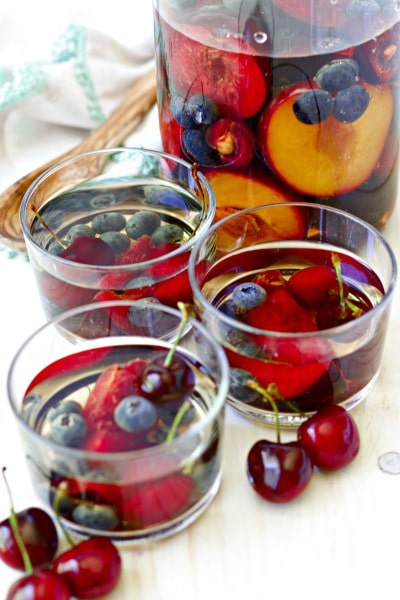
52, 24, 105, 124
0, 24, 105, 123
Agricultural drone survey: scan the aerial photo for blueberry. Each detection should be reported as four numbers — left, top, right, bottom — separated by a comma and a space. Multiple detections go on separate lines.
72, 502, 118, 531
315, 59, 360, 92
219, 299, 240, 318
186, 94, 219, 127
346, 0, 381, 16
89, 192, 122, 209
293, 89, 334, 124
114, 395, 157, 432
228, 368, 263, 403
125, 211, 161, 239
91, 211, 126, 233
99, 231, 131, 254
171, 96, 194, 128
232, 282, 266, 311
144, 186, 190, 210
182, 129, 218, 165
47, 399, 83, 422
65, 224, 95, 243
50, 412, 87, 447
48, 239, 67, 255
151, 223, 184, 246
171, 94, 218, 127
333, 85, 370, 123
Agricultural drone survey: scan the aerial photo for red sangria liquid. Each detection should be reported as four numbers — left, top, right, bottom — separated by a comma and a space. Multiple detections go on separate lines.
28, 182, 204, 320
154, 0, 399, 227
198, 242, 388, 424
20, 342, 222, 540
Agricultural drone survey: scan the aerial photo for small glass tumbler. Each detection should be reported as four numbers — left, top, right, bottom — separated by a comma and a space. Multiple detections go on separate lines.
188, 202, 397, 427
7, 300, 229, 542
20, 147, 215, 323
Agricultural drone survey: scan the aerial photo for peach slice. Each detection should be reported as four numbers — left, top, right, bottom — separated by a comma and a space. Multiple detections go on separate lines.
205, 169, 306, 248
258, 81, 394, 197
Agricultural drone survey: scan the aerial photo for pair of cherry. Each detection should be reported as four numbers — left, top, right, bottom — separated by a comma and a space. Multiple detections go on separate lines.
1, 469, 121, 599
247, 403, 360, 503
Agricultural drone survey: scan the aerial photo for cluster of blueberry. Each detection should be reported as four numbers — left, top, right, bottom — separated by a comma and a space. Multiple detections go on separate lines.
48, 209, 185, 257
293, 58, 370, 125
171, 93, 221, 166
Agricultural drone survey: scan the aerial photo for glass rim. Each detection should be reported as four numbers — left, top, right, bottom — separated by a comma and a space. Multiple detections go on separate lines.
188, 201, 398, 338
19, 146, 216, 272
7, 299, 229, 461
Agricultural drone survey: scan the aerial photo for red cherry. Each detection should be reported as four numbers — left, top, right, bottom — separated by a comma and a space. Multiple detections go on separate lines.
53, 537, 121, 599
0, 507, 58, 571
60, 235, 115, 266
297, 405, 360, 470
287, 265, 338, 310
247, 439, 313, 503
139, 352, 195, 404
6, 570, 70, 600
121, 473, 194, 527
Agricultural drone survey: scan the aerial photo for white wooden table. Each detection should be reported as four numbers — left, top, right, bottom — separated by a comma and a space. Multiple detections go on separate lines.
0, 197, 399, 600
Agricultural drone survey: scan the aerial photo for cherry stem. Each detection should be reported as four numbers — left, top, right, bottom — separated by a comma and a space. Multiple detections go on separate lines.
31, 203, 67, 249
165, 399, 191, 444
246, 381, 283, 442
2, 467, 33, 574
164, 302, 194, 368
331, 253, 363, 318
52, 482, 76, 548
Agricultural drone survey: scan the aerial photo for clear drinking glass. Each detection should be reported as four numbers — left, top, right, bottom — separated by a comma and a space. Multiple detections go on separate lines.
153, 0, 399, 228
7, 300, 229, 542
188, 202, 397, 426
20, 147, 215, 324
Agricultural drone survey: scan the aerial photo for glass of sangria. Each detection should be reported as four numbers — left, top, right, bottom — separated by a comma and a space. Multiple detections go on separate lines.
188, 202, 397, 426
153, 0, 399, 228
20, 147, 215, 323
7, 300, 229, 542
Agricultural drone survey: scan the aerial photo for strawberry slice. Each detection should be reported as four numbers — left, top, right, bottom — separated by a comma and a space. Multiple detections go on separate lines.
247, 287, 317, 333
24, 347, 112, 395
83, 419, 147, 453
287, 265, 338, 310
233, 287, 331, 398
121, 473, 194, 528
116, 235, 154, 265
83, 358, 147, 427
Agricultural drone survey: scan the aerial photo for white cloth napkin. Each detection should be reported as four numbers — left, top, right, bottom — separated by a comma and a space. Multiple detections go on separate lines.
0, 1, 160, 195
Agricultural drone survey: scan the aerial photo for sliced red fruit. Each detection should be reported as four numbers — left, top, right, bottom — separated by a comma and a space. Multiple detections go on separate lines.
24, 347, 111, 395
356, 24, 399, 84
83, 358, 147, 427
59, 236, 115, 266
247, 287, 317, 333
159, 103, 184, 157
39, 273, 95, 311
83, 419, 146, 453
229, 348, 328, 399
52, 473, 123, 508
121, 473, 194, 528
287, 265, 338, 310
205, 169, 306, 246
149, 243, 186, 278
205, 118, 256, 169
271, 0, 349, 27
165, 23, 269, 119
258, 80, 394, 197
116, 235, 154, 265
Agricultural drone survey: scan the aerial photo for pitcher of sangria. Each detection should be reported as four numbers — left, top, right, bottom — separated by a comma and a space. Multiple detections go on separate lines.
153, 0, 399, 228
